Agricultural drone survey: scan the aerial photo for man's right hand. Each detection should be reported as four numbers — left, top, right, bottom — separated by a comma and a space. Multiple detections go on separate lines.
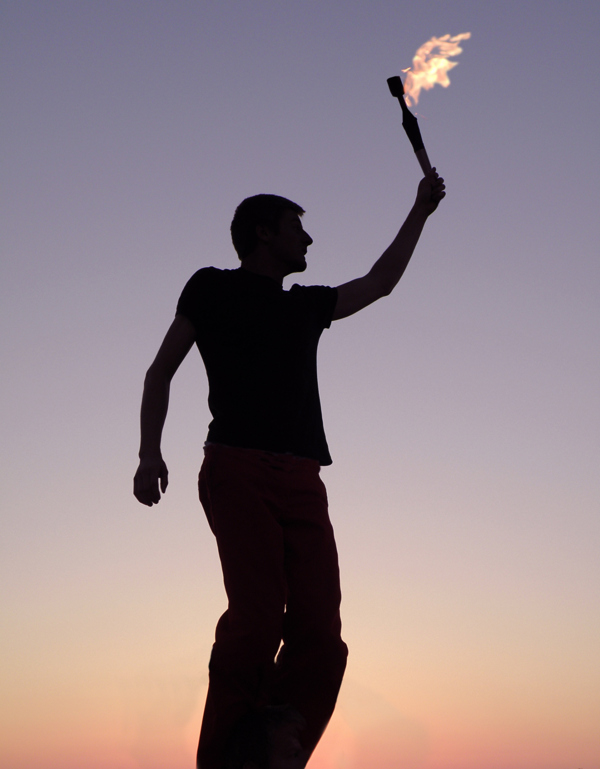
133, 455, 169, 506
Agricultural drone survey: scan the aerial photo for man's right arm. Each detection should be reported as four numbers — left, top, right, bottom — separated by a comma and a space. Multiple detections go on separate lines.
332, 170, 445, 320
133, 314, 196, 506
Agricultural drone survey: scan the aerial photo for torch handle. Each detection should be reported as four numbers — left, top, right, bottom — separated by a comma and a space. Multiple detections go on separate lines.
387, 75, 433, 175
415, 148, 432, 175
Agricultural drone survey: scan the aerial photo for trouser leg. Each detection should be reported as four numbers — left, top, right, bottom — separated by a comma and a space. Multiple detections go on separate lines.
196, 445, 347, 768
196, 447, 287, 769
271, 468, 348, 756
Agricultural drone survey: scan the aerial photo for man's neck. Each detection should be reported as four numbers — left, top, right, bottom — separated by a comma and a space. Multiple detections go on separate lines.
239, 254, 287, 285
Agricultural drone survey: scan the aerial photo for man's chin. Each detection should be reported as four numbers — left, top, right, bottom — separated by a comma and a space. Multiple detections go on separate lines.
282, 257, 307, 277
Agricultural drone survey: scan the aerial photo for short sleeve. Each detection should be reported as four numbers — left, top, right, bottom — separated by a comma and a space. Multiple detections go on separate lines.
290, 284, 338, 330
176, 267, 217, 325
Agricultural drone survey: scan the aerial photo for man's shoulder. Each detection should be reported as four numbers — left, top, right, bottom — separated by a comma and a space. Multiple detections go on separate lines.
289, 282, 337, 304
289, 282, 335, 294
181, 266, 239, 294
177, 267, 236, 320
186, 265, 231, 283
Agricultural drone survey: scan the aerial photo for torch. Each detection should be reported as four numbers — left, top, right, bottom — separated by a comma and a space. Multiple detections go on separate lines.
387, 75, 432, 175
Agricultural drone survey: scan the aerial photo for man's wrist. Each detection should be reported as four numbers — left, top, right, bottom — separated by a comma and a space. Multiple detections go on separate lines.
408, 203, 431, 224
138, 447, 163, 461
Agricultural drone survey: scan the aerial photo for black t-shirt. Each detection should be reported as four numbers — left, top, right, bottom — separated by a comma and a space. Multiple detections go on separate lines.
176, 266, 338, 465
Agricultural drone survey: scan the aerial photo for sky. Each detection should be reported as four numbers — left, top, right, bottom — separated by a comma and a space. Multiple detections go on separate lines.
1, 1, 599, 768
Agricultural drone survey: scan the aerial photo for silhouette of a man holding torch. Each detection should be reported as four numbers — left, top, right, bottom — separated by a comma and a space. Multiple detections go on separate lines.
134, 169, 445, 769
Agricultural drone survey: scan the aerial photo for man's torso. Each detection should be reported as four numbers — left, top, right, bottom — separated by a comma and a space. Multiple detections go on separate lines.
177, 267, 337, 465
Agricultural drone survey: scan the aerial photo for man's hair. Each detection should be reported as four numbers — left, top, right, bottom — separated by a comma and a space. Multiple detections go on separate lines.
230, 194, 305, 260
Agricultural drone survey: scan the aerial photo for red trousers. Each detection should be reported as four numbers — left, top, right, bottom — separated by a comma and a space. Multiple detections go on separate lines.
196, 444, 348, 769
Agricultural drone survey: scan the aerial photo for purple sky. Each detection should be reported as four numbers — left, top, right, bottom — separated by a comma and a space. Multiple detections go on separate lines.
2, 2, 599, 768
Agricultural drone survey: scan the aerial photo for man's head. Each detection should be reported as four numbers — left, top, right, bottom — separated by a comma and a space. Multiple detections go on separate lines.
231, 194, 310, 263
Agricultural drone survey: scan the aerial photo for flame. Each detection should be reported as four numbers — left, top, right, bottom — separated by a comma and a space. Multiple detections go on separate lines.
403, 32, 471, 106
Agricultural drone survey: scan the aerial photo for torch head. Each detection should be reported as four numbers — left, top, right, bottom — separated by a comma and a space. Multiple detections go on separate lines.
387, 76, 405, 98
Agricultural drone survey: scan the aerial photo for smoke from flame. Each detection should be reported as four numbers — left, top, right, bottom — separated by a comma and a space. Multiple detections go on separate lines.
402, 32, 471, 106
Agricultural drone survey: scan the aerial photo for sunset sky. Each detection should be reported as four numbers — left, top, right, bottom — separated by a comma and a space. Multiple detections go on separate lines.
2, 2, 599, 768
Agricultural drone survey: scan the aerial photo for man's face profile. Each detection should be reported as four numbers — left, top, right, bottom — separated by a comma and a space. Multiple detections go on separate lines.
267, 209, 313, 274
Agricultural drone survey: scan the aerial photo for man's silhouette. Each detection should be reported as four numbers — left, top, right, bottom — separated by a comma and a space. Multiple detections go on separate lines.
134, 170, 445, 769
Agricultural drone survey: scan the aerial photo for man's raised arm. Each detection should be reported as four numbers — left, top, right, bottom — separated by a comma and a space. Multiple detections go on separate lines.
332, 169, 445, 320
133, 314, 196, 506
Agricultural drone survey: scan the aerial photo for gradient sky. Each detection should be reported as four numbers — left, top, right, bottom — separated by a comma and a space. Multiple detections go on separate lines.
2, 2, 599, 768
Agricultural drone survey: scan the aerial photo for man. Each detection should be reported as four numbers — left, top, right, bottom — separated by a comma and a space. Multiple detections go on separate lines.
133, 170, 446, 769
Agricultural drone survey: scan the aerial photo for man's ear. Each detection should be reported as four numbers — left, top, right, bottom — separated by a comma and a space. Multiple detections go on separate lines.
255, 224, 273, 244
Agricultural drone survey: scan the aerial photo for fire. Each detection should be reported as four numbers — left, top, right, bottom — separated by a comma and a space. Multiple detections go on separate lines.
402, 32, 471, 106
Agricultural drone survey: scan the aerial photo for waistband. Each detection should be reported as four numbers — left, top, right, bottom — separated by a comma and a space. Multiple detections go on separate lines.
204, 442, 321, 470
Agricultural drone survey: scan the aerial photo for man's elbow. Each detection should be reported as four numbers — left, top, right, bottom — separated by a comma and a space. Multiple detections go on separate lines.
367, 262, 400, 297
370, 272, 395, 299
144, 362, 171, 389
